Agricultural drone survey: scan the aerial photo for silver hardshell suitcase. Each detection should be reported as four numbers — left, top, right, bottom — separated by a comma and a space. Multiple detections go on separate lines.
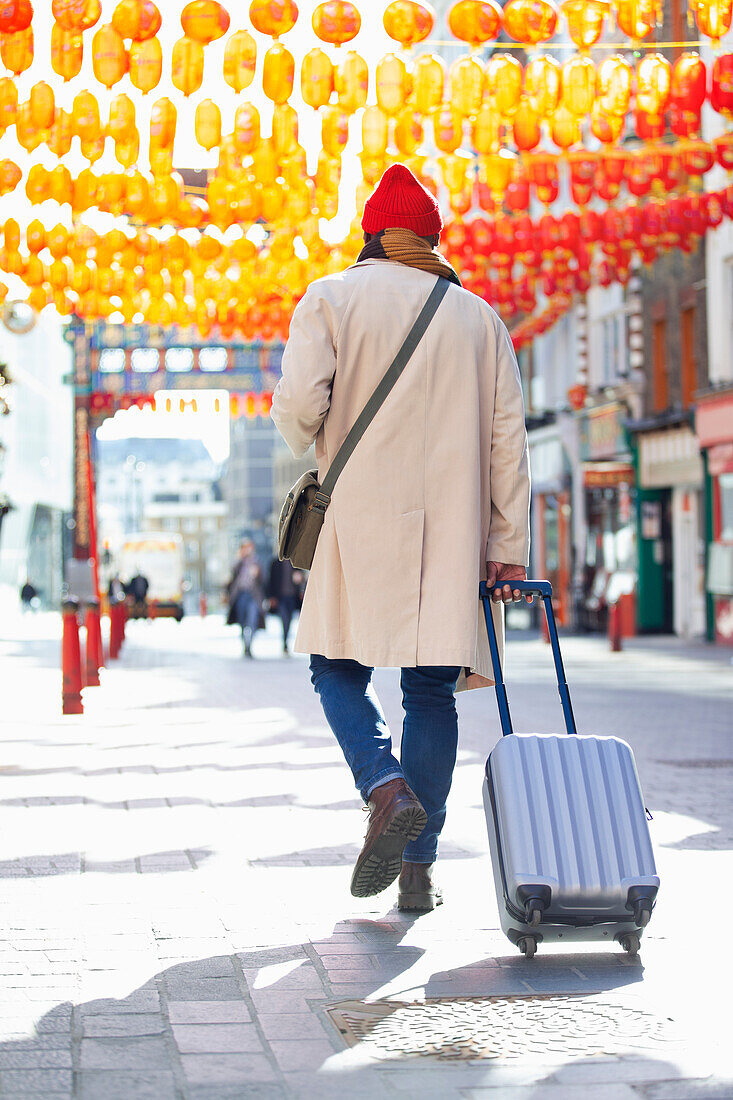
480, 580, 659, 959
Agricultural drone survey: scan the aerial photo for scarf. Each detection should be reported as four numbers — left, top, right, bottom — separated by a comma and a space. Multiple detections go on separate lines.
356, 227, 462, 287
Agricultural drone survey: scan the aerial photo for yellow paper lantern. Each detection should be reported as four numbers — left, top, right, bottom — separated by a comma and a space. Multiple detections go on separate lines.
49, 258, 72, 291
0, 77, 18, 131
261, 182, 286, 222
81, 136, 106, 164
28, 286, 50, 314
449, 55, 484, 118
596, 54, 631, 115
47, 224, 69, 259
107, 93, 135, 140
312, 1, 361, 44
92, 24, 128, 88
376, 52, 410, 116
51, 24, 83, 81
485, 53, 522, 116
233, 102, 260, 153
52, 0, 101, 31
478, 149, 516, 195
25, 255, 46, 286
115, 130, 139, 167
551, 102, 581, 147
48, 110, 74, 156
432, 103, 463, 153
2, 218, 19, 250
172, 35, 204, 97
361, 104, 389, 156
471, 103, 500, 152
26, 220, 45, 253
25, 164, 49, 204
72, 168, 99, 211
513, 97, 541, 149
301, 47, 334, 109
561, 55, 595, 115
149, 96, 176, 148
636, 53, 671, 117
112, 0, 161, 40
502, 0, 559, 42
394, 106, 424, 155
181, 0, 230, 43
321, 105, 349, 157
272, 103, 299, 155
560, 0, 609, 48
17, 100, 44, 152
223, 29, 256, 92
523, 54, 560, 116
249, 0, 298, 37
335, 50, 368, 111
29, 82, 56, 131
412, 52, 445, 115
315, 150, 341, 193
50, 163, 73, 203
263, 43, 295, 104
72, 91, 101, 141
591, 101, 624, 142
383, 0, 435, 46
1, 27, 34, 75
195, 98, 221, 150
691, 0, 733, 46
129, 36, 162, 93
438, 151, 470, 192
125, 170, 150, 214
149, 145, 173, 176
0, 158, 21, 195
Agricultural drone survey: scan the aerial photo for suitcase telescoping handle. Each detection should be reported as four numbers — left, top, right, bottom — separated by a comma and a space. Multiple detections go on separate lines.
479, 579, 578, 738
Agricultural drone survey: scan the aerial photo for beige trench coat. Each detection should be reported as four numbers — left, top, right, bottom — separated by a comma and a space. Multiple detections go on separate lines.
271, 260, 530, 687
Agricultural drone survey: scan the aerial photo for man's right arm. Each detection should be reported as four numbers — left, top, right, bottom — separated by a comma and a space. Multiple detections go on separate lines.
271, 286, 338, 459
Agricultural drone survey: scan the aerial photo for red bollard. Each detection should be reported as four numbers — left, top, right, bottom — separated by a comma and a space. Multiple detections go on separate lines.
120, 599, 127, 643
62, 598, 83, 715
609, 601, 622, 652
199, 592, 207, 617
108, 601, 121, 659
84, 600, 102, 686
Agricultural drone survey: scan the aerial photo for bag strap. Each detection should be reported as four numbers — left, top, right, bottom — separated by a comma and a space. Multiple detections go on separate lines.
317, 276, 450, 503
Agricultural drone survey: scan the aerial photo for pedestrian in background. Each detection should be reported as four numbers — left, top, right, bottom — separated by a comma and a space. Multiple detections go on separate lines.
20, 579, 38, 612
267, 558, 303, 656
226, 540, 264, 658
125, 569, 149, 620
271, 163, 531, 911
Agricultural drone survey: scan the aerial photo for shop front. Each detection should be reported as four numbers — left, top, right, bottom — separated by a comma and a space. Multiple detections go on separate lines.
528, 427, 572, 626
577, 403, 636, 633
695, 386, 733, 645
635, 422, 705, 637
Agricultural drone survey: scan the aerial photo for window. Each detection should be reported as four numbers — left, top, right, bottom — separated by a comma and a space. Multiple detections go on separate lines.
200, 347, 228, 372
652, 318, 667, 411
166, 347, 193, 372
681, 307, 696, 408
99, 349, 124, 373
131, 348, 159, 373
721, 473, 733, 542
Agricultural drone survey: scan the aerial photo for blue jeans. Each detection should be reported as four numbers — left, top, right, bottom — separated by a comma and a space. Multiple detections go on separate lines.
234, 591, 260, 643
309, 656, 461, 863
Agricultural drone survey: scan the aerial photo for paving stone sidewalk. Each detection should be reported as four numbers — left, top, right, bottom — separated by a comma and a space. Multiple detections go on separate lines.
0, 611, 731, 1099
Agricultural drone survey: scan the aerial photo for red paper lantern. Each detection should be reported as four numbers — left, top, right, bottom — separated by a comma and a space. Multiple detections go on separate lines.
0, 0, 33, 33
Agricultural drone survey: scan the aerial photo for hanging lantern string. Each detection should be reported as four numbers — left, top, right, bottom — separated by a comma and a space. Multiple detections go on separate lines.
421, 39, 704, 49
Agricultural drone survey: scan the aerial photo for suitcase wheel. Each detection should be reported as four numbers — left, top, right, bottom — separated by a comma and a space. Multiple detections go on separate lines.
518, 935, 537, 959
619, 932, 640, 956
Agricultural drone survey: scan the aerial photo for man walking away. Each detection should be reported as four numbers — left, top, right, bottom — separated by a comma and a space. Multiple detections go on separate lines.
271, 164, 531, 911
267, 558, 303, 656
226, 540, 263, 658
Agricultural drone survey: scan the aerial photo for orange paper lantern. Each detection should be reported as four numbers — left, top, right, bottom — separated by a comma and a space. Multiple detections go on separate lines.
301, 47, 334, 108
0, 158, 21, 195
1, 26, 33, 74
560, 0, 608, 48
596, 54, 631, 115
312, 1, 361, 44
195, 98, 221, 149
272, 102, 299, 154
223, 29, 256, 91
449, 55, 484, 117
233, 101, 260, 152
0, 0, 33, 34
636, 53, 671, 116
503, 0, 559, 43
448, 0, 502, 44
691, 0, 732, 45
413, 52, 444, 114
72, 90, 101, 141
335, 49, 368, 111
107, 92, 135, 140
149, 96, 176, 148
614, 0, 656, 38
29, 81, 55, 130
513, 98, 541, 149
383, 0, 435, 46
485, 53, 522, 116
112, 0, 160, 40
523, 54, 560, 115
249, 0, 298, 37
561, 55, 595, 115
52, 0, 100, 31
376, 52, 410, 115
47, 108, 72, 155
181, 0, 229, 42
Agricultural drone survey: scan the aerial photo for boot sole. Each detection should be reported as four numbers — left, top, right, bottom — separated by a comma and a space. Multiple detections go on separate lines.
397, 891, 443, 912
350, 805, 427, 898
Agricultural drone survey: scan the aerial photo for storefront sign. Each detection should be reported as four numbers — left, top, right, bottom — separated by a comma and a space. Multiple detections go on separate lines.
639, 427, 702, 488
578, 403, 628, 462
583, 462, 635, 488
696, 389, 733, 449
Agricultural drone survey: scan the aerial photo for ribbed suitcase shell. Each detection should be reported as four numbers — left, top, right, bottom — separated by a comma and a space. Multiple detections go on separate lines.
485, 732, 659, 924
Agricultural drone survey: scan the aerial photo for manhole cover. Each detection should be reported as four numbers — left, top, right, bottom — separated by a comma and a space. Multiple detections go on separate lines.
326, 995, 677, 1061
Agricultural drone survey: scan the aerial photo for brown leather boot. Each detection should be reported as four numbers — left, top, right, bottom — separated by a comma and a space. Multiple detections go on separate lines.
350, 779, 427, 898
397, 862, 443, 911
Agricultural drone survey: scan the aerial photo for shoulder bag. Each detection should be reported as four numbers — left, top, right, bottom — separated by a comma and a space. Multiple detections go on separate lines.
278, 276, 449, 570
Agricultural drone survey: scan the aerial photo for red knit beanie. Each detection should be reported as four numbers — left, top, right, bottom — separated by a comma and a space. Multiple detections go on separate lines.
362, 163, 443, 237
